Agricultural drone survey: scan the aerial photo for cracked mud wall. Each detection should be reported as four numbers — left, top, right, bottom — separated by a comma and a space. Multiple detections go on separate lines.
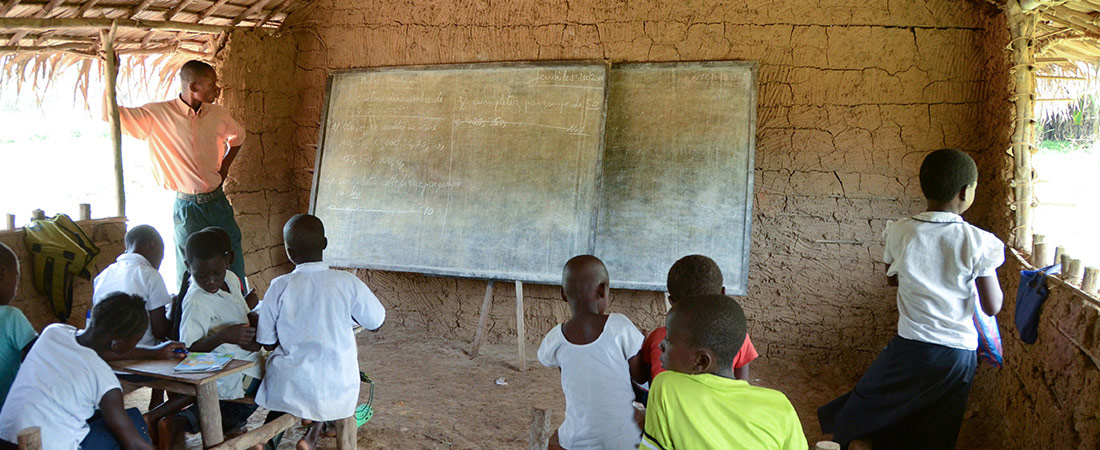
216, 31, 302, 294
219, 0, 1015, 375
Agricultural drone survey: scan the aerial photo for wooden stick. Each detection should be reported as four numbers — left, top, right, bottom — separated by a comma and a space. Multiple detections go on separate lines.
5, 214, 14, 230
1067, 258, 1084, 284
515, 280, 526, 371
1054, 246, 1066, 265
528, 408, 552, 450
0, 17, 234, 34
196, 382, 224, 448
79, 203, 91, 221
334, 415, 356, 450
469, 280, 495, 359
1082, 267, 1099, 295
31, 209, 45, 220
1007, 2, 1038, 251
17, 426, 41, 450
1060, 253, 1072, 271
1032, 242, 1051, 267
208, 413, 297, 450
0, 42, 90, 53
101, 23, 125, 218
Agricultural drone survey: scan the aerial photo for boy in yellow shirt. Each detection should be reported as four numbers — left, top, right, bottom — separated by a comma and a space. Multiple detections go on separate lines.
641, 294, 806, 450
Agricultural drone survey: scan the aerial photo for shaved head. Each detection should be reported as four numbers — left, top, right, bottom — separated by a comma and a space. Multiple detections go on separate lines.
125, 224, 162, 249
180, 60, 216, 82
562, 255, 609, 301
283, 214, 327, 264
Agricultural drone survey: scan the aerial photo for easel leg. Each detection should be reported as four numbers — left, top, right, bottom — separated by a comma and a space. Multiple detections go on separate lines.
515, 280, 526, 371
470, 281, 495, 358
334, 416, 356, 450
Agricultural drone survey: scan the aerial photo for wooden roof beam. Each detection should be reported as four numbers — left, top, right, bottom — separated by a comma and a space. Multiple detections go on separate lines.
230, 0, 269, 26
165, 0, 196, 21
0, 0, 21, 16
198, 0, 230, 22
0, 17, 236, 34
253, 0, 290, 29
75, 0, 101, 17
7, 0, 64, 47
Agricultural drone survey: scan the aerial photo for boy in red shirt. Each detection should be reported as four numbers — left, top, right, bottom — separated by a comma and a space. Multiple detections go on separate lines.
631, 255, 758, 400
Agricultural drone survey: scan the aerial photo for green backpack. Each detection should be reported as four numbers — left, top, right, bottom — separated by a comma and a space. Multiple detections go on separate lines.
22, 214, 100, 321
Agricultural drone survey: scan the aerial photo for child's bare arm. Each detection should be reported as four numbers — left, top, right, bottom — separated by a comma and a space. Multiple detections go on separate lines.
189, 324, 255, 352
100, 341, 187, 362
629, 351, 648, 385
976, 276, 1003, 316
149, 306, 170, 342
98, 389, 154, 450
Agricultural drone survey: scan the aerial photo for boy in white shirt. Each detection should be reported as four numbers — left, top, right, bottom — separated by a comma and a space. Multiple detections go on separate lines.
92, 225, 172, 348
156, 228, 263, 450
537, 255, 644, 450
818, 149, 1005, 450
256, 214, 386, 450
0, 293, 185, 450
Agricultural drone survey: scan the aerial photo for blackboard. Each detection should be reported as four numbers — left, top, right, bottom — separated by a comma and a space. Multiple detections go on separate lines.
595, 62, 757, 294
310, 62, 608, 284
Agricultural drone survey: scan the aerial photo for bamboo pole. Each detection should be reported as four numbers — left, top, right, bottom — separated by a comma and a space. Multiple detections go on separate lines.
100, 23, 125, 218
0, 17, 233, 34
1007, 1, 1038, 251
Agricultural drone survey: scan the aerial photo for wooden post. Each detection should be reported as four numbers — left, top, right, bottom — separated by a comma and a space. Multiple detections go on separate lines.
334, 415, 356, 450
1066, 258, 1084, 285
528, 408, 553, 450
1060, 253, 1072, 271
1032, 242, 1051, 267
5, 214, 13, 230
1054, 246, 1066, 265
1006, 1, 1039, 251
17, 427, 41, 450
101, 22, 125, 218
515, 280, 526, 371
79, 203, 91, 221
469, 281, 495, 358
195, 382, 224, 448
30, 209, 45, 220
1082, 267, 1099, 295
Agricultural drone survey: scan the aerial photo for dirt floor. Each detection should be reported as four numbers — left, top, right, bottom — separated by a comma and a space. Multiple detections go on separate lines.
127, 325, 857, 449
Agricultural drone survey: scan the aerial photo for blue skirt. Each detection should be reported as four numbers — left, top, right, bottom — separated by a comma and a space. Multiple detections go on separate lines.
818, 336, 977, 450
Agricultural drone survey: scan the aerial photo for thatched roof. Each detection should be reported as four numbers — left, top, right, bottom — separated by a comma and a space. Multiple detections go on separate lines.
0, 0, 298, 57
1013, 1, 1100, 117
0, 0, 304, 100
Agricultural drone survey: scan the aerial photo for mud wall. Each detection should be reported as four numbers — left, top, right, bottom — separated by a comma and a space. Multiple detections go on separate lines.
216, 31, 301, 294
0, 218, 126, 331
217, 0, 1014, 373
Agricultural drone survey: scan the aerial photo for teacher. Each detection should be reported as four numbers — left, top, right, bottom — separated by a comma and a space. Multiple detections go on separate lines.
106, 60, 247, 287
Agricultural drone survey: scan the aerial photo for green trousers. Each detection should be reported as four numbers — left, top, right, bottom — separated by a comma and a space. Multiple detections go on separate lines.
173, 189, 247, 289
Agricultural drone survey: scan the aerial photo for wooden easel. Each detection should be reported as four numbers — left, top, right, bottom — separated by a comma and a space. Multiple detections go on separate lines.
469, 280, 528, 371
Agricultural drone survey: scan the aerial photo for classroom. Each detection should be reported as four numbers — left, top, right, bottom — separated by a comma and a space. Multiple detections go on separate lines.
1, 0, 1099, 449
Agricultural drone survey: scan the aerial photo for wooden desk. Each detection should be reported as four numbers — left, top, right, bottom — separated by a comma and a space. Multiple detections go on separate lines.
111, 358, 255, 449
113, 359, 357, 450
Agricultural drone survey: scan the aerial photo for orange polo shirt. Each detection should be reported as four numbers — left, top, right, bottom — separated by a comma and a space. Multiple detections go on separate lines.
108, 96, 245, 194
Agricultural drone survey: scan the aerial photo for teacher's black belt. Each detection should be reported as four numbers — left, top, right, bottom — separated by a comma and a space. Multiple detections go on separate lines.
176, 186, 224, 205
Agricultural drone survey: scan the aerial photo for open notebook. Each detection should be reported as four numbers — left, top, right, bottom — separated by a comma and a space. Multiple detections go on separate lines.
173, 352, 233, 373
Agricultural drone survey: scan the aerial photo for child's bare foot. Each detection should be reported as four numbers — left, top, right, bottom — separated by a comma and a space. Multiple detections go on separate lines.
296, 421, 323, 450
156, 416, 187, 450
321, 421, 336, 438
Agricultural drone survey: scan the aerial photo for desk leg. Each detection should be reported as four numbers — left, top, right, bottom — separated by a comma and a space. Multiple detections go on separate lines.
335, 416, 356, 450
196, 383, 224, 448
